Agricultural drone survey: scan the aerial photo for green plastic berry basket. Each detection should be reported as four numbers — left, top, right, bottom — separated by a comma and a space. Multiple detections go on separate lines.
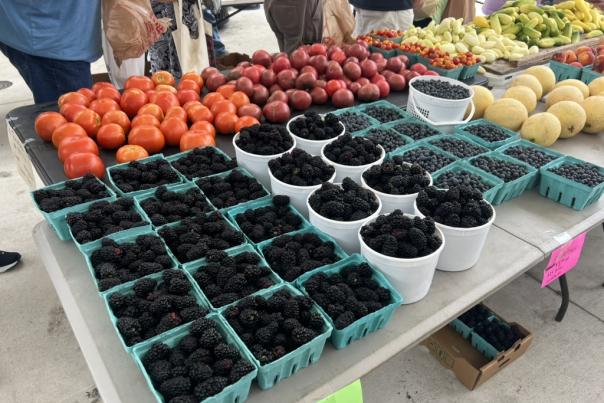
106, 154, 186, 199
294, 254, 402, 349
538, 156, 604, 211
82, 228, 180, 294
495, 139, 564, 189
225, 197, 311, 246
456, 119, 520, 150
425, 134, 489, 159
352, 124, 413, 155
69, 198, 153, 254
426, 64, 462, 79
355, 100, 409, 122
580, 65, 601, 84
468, 152, 538, 205
389, 116, 445, 143
31, 176, 116, 241
219, 283, 333, 390
194, 167, 272, 214
256, 227, 349, 283
449, 319, 472, 339
134, 182, 215, 230
431, 160, 504, 204
459, 63, 481, 80
368, 45, 398, 59
389, 141, 459, 174
331, 108, 381, 134
102, 269, 211, 353
183, 243, 283, 311
132, 313, 259, 403
549, 60, 582, 81
165, 146, 235, 182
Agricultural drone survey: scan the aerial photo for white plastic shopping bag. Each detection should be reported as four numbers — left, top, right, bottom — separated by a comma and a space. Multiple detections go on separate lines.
102, 33, 145, 89
172, 0, 210, 73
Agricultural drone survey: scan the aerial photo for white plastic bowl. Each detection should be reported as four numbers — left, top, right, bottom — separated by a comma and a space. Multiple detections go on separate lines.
360, 164, 433, 214
414, 201, 495, 272
307, 186, 382, 254
286, 114, 345, 156
268, 165, 336, 217
359, 215, 445, 304
321, 142, 385, 184
233, 132, 296, 188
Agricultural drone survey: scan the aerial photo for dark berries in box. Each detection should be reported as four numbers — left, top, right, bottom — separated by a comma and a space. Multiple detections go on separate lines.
268, 148, 335, 186
158, 212, 245, 263
471, 156, 528, 182
289, 112, 343, 140
397, 146, 455, 173
302, 262, 393, 329
473, 319, 522, 351
141, 318, 254, 401
337, 111, 373, 132
139, 186, 213, 227
365, 127, 408, 152
363, 158, 430, 195
89, 234, 175, 291
33, 174, 110, 213
223, 288, 327, 365
234, 196, 304, 243
170, 147, 236, 180
363, 105, 405, 123
435, 170, 493, 193
66, 198, 148, 244
463, 123, 512, 143
458, 304, 491, 328
108, 270, 207, 346
416, 186, 493, 228
430, 137, 488, 158
262, 231, 343, 281
309, 178, 379, 221
235, 124, 293, 155
549, 163, 604, 187
393, 122, 439, 141
360, 210, 442, 258
323, 134, 382, 166
502, 145, 557, 168
196, 169, 268, 209
411, 80, 470, 100
110, 159, 181, 194
191, 249, 276, 307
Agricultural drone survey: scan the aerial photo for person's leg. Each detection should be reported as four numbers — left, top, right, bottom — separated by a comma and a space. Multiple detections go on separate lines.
265, 0, 306, 53
303, 0, 323, 45
0, 251, 21, 273
203, 9, 227, 57
264, 0, 286, 52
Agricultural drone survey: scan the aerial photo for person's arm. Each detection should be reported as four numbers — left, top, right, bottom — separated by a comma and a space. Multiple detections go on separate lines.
482, 0, 507, 15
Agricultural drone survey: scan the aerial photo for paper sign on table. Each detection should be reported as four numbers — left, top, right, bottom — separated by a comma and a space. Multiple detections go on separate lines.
541, 232, 586, 288
318, 380, 363, 403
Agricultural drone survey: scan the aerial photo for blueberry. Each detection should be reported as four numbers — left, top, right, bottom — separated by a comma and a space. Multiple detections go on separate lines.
363, 105, 405, 123
393, 122, 440, 141
411, 80, 470, 100
435, 170, 492, 193
365, 128, 408, 153
397, 146, 455, 173
549, 163, 604, 187
337, 111, 373, 132
471, 156, 528, 182
430, 137, 488, 158
464, 123, 512, 143
503, 145, 556, 168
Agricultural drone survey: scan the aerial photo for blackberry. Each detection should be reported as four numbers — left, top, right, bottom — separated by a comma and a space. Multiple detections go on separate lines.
363, 158, 429, 195
464, 123, 512, 143
268, 148, 335, 186
393, 122, 440, 141
139, 186, 213, 226
148, 360, 173, 383
397, 146, 455, 173
365, 127, 408, 152
33, 174, 111, 213
430, 137, 488, 158
435, 170, 492, 193
169, 147, 236, 180
323, 134, 382, 166
110, 159, 180, 194
234, 196, 304, 243
308, 179, 379, 221
549, 162, 604, 187
417, 186, 492, 228
193, 377, 229, 400
196, 169, 268, 209
235, 124, 293, 155
337, 111, 373, 132
411, 80, 470, 99
471, 156, 528, 182
363, 105, 405, 123
289, 111, 343, 140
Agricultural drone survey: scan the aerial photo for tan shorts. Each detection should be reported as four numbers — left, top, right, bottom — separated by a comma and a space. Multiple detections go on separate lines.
264, 0, 323, 53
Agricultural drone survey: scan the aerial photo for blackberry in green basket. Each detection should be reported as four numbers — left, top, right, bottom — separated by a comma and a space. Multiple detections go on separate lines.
398, 146, 455, 173
435, 170, 492, 193
303, 262, 393, 329
111, 159, 181, 193
363, 105, 405, 123
195, 169, 268, 209
141, 318, 254, 402
222, 288, 327, 365
393, 122, 440, 141
139, 186, 213, 226
459, 304, 491, 328
365, 127, 408, 152
416, 186, 492, 228
362, 158, 430, 195
234, 196, 304, 243
472, 318, 522, 351
464, 123, 512, 143
430, 137, 488, 158
33, 174, 110, 212
471, 156, 528, 182
502, 145, 557, 168
337, 111, 373, 132
549, 163, 604, 187
170, 147, 236, 180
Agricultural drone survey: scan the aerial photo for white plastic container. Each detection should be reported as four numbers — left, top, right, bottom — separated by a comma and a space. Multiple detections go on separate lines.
321, 143, 385, 183
268, 167, 336, 217
307, 187, 382, 254
359, 216, 445, 304
360, 164, 433, 214
414, 201, 495, 272
233, 132, 296, 188
286, 114, 345, 156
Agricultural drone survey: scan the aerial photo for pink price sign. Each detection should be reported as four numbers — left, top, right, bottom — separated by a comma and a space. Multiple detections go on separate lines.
541, 232, 587, 288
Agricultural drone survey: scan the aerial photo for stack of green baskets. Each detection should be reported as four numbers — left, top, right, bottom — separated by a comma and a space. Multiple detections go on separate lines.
549, 60, 582, 81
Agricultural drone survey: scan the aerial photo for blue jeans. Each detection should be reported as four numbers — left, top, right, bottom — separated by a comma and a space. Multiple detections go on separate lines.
0, 42, 92, 104
203, 9, 227, 57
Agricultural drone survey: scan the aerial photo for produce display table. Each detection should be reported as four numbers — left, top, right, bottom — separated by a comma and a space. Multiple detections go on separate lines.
9, 81, 603, 402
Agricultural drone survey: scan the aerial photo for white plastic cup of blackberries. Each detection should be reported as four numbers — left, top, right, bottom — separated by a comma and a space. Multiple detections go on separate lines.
286, 112, 346, 156
360, 160, 433, 215
320, 135, 385, 184
306, 179, 382, 254
233, 124, 296, 188
358, 211, 445, 304
413, 186, 496, 272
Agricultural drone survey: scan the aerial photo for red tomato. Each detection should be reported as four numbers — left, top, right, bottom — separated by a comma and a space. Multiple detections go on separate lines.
229, 91, 250, 109
73, 109, 102, 138
137, 103, 164, 121
180, 130, 216, 151
190, 121, 216, 138
97, 124, 126, 150
58, 136, 99, 162
60, 103, 87, 122
95, 86, 121, 103
101, 110, 131, 133
165, 106, 187, 121
214, 112, 239, 134
217, 84, 236, 99
124, 76, 155, 92
187, 104, 214, 123
325, 80, 345, 97
92, 82, 116, 94
35, 112, 67, 142
64, 152, 105, 179
234, 116, 260, 132
182, 72, 204, 88
177, 90, 200, 105
151, 70, 176, 87
89, 98, 120, 117
202, 92, 225, 108
210, 100, 237, 117
177, 79, 201, 93
116, 145, 149, 163
77, 88, 95, 101
183, 100, 202, 112
155, 84, 178, 94
58, 92, 89, 108
160, 117, 189, 146
131, 114, 161, 128
52, 123, 88, 148
120, 88, 148, 117
151, 91, 180, 113
128, 125, 166, 154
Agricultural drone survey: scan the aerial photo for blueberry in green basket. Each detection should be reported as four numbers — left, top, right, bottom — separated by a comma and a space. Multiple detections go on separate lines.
464, 123, 512, 143
393, 121, 440, 141
503, 145, 557, 168
337, 111, 373, 132
471, 156, 528, 182
365, 127, 407, 152
549, 163, 604, 187
363, 105, 405, 123
435, 170, 492, 193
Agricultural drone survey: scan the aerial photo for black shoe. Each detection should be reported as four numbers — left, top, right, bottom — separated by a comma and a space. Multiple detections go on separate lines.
0, 251, 21, 273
